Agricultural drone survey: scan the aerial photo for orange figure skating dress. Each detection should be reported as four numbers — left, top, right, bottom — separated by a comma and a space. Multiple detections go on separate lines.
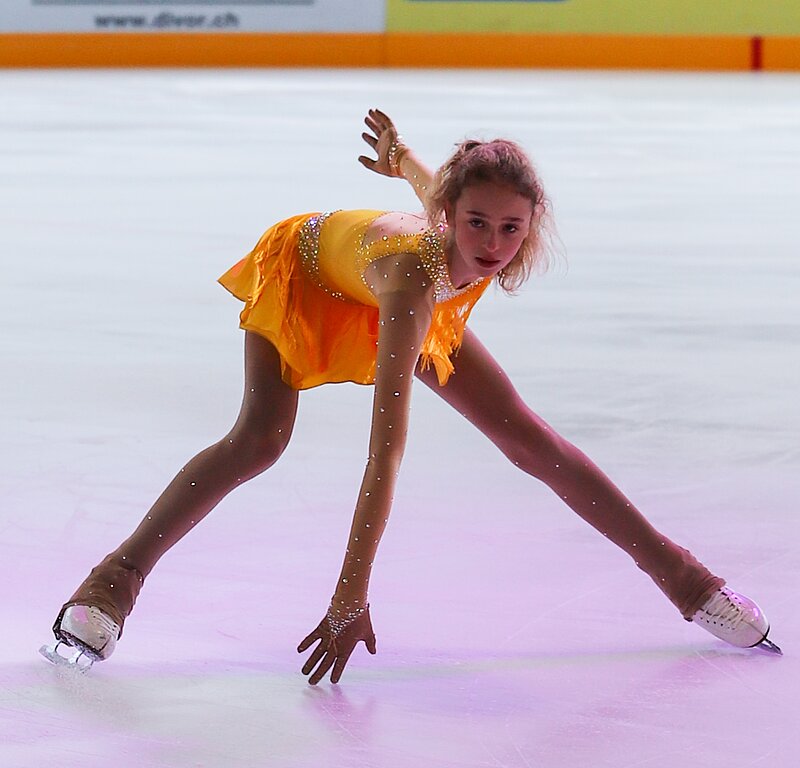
218, 210, 491, 389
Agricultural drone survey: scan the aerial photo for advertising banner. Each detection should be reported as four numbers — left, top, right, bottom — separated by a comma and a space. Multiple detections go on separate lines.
0, 0, 385, 33
387, 0, 800, 36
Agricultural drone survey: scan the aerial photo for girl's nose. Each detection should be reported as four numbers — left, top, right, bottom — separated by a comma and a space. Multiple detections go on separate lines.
485, 230, 499, 252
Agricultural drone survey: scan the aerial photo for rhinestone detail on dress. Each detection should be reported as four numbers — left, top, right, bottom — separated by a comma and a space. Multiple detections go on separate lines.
298, 211, 347, 301
419, 224, 484, 303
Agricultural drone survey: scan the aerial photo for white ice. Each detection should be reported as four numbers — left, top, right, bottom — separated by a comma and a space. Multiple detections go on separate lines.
1, 68, 799, 768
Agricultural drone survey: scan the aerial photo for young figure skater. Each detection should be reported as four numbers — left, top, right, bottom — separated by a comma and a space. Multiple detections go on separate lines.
42, 109, 780, 685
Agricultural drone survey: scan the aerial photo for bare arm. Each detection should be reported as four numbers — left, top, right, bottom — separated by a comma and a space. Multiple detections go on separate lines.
298, 250, 434, 684
331, 254, 434, 611
358, 108, 436, 209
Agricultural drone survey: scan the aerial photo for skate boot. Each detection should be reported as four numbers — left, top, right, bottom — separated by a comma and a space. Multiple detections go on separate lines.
692, 587, 782, 654
40, 553, 142, 672
39, 605, 122, 671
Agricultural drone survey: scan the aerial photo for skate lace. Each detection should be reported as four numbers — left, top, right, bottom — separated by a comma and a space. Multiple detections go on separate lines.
699, 590, 745, 629
87, 606, 121, 637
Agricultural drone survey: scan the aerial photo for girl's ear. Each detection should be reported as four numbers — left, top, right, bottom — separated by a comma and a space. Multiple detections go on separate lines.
443, 201, 454, 224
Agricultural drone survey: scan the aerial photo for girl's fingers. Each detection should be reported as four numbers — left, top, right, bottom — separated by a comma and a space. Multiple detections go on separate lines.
308, 650, 337, 685
301, 640, 328, 675
358, 156, 377, 170
373, 109, 394, 128
365, 632, 377, 655
297, 630, 320, 653
361, 132, 378, 148
330, 646, 355, 684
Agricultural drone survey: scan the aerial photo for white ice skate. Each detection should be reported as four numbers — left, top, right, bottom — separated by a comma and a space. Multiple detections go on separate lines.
692, 587, 782, 654
39, 605, 121, 672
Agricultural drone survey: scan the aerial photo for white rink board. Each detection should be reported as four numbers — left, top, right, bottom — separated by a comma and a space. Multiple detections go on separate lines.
0, 0, 385, 33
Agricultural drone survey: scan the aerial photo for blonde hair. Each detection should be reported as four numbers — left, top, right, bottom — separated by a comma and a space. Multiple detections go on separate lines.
426, 139, 554, 293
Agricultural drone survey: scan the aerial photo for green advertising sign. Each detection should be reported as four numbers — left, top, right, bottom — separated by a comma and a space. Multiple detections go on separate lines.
387, 0, 800, 36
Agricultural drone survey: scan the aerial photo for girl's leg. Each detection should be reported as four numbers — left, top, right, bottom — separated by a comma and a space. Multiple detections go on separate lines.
416, 328, 723, 619
57, 331, 300, 632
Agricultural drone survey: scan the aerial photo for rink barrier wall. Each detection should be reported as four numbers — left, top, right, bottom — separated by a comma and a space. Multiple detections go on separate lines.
0, 33, 797, 71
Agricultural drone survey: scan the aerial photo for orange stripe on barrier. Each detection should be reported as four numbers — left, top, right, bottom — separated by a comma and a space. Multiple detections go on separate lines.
763, 37, 800, 71
0, 33, 383, 68
385, 33, 751, 70
0, 32, 797, 71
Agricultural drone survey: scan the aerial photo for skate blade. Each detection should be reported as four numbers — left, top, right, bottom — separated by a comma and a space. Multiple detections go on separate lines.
39, 641, 95, 672
756, 636, 783, 655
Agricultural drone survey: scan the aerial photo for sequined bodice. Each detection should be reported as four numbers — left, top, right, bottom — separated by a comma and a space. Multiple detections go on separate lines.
298, 211, 484, 305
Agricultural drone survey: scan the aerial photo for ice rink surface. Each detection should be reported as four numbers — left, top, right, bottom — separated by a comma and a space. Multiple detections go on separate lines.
1, 68, 799, 767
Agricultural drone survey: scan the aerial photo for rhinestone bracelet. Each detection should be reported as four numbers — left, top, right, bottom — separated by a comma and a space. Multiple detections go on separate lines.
388, 138, 409, 177
326, 604, 369, 638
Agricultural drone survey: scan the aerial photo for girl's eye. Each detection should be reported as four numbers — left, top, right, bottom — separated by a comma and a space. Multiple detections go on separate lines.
468, 219, 484, 228
504, 224, 518, 233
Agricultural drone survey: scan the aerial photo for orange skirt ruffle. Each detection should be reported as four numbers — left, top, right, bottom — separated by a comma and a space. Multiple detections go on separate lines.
218, 214, 380, 390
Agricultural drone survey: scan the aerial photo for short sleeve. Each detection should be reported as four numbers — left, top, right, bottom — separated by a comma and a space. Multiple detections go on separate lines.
355, 229, 425, 280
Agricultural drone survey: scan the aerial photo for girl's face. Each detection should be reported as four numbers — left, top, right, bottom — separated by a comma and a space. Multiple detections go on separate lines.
445, 181, 533, 285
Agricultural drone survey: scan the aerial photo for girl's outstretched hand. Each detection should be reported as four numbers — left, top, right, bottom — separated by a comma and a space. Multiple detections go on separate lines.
358, 108, 404, 177
297, 605, 377, 685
